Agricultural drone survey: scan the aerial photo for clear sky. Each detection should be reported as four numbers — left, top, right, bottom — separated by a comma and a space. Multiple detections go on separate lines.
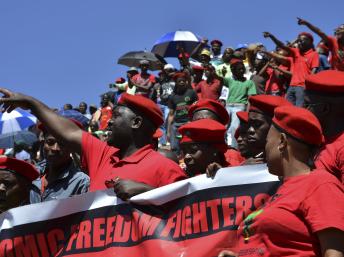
0, 0, 343, 109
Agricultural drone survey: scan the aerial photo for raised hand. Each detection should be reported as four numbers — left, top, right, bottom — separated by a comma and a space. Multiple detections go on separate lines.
297, 17, 308, 26
0, 88, 32, 113
263, 32, 272, 38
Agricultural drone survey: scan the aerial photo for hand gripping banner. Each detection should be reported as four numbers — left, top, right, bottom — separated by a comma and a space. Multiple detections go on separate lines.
0, 164, 280, 257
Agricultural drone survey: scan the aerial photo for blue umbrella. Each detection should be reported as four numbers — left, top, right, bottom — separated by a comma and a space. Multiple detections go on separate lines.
57, 110, 90, 128
151, 30, 202, 58
0, 108, 37, 134
0, 130, 37, 148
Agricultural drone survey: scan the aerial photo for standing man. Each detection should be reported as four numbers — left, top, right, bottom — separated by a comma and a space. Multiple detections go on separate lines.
304, 70, 344, 184
130, 60, 156, 98
210, 39, 223, 67
297, 18, 344, 71
78, 102, 92, 120
30, 120, 90, 203
223, 59, 257, 148
0, 89, 187, 200
263, 31, 319, 106
91, 93, 114, 131
216, 47, 234, 80
195, 65, 223, 100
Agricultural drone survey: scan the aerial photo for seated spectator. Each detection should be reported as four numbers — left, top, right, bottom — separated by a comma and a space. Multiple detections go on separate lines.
30, 119, 90, 203
0, 157, 39, 214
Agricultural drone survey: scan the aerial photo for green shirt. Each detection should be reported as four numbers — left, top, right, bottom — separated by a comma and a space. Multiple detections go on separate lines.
224, 77, 257, 104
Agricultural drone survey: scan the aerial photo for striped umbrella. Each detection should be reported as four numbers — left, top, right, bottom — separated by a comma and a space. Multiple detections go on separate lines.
151, 30, 202, 58
0, 108, 37, 134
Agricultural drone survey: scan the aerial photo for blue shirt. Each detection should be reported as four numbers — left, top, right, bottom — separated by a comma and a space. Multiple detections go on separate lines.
30, 160, 90, 203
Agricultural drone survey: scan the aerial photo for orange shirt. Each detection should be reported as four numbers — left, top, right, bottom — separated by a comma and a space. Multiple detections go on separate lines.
99, 106, 112, 130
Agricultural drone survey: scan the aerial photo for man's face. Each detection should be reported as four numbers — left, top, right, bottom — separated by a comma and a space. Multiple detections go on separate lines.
101, 95, 110, 108
247, 112, 272, 154
43, 134, 71, 166
79, 103, 87, 114
298, 35, 312, 51
140, 64, 149, 73
175, 77, 188, 93
204, 67, 214, 78
237, 123, 250, 157
106, 106, 136, 148
211, 43, 222, 55
265, 125, 283, 176
222, 49, 233, 62
0, 171, 30, 213
200, 54, 210, 64
231, 63, 246, 78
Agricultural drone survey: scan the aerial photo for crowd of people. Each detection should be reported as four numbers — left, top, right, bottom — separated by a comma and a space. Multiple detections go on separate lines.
0, 17, 344, 256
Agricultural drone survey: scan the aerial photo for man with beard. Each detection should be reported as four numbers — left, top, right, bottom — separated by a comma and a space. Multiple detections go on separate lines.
304, 70, 344, 184
263, 31, 319, 106
30, 120, 89, 203
0, 89, 187, 201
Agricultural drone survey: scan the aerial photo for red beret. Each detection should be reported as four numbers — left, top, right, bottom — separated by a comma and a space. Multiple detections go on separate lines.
230, 58, 243, 66
236, 111, 249, 124
178, 119, 227, 152
188, 99, 230, 125
173, 72, 188, 81
115, 77, 126, 84
38, 118, 84, 132
153, 128, 163, 139
0, 157, 39, 181
272, 106, 324, 146
211, 39, 223, 46
305, 70, 344, 93
298, 32, 314, 43
249, 95, 292, 116
178, 53, 190, 59
192, 65, 205, 71
118, 93, 163, 128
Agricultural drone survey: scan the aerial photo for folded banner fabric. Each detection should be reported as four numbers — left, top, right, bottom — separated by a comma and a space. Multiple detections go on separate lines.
0, 164, 280, 257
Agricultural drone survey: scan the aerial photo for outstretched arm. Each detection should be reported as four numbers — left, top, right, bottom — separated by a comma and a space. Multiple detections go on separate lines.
297, 17, 329, 44
263, 32, 292, 55
0, 88, 82, 154
261, 50, 291, 67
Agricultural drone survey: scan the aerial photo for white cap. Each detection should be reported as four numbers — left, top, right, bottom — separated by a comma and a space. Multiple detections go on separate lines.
164, 64, 174, 70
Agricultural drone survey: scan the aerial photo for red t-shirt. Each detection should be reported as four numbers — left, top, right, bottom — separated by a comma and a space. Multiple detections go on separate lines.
81, 132, 187, 192
265, 65, 289, 94
225, 148, 245, 167
315, 131, 344, 184
288, 47, 319, 87
99, 106, 112, 130
131, 73, 156, 97
235, 170, 344, 257
195, 78, 223, 100
327, 35, 344, 71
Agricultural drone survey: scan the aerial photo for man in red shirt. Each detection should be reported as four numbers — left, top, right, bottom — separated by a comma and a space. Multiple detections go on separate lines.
0, 89, 187, 200
130, 60, 156, 98
195, 65, 223, 100
263, 31, 319, 107
297, 17, 344, 71
304, 70, 344, 184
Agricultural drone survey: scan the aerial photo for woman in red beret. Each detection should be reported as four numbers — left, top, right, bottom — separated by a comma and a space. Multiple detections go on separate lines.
219, 106, 344, 257
0, 157, 39, 214
178, 119, 229, 177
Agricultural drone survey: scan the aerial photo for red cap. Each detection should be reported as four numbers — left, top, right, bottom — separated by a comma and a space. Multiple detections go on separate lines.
178, 119, 227, 152
272, 106, 324, 146
118, 93, 163, 128
298, 32, 314, 43
211, 39, 223, 46
153, 128, 163, 139
173, 72, 188, 81
38, 118, 84, 132
115, 77, 126, 84
188, 99, 230, 125
178, 53, 190, 59
192, 65, 205, 71
305, 70, 344, 93
249, 95, 292, 116
236, 111, 249, 124
0, 157, 39, 181
230, 58, 243, 66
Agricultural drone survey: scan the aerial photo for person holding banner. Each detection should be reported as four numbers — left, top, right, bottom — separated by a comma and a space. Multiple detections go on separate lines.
219, 106, 344, 257
178, 118, 229, 178
0, 89, 187, 201
0, 157, 39, 214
